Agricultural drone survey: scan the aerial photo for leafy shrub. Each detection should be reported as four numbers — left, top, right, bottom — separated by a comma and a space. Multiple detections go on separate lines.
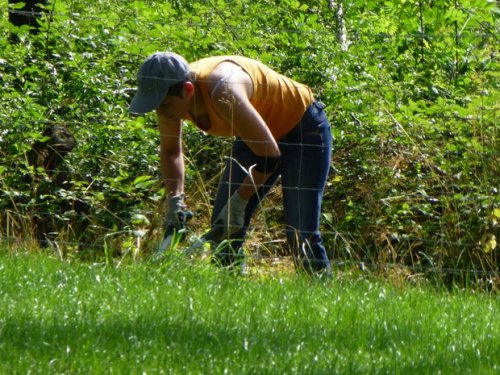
0, 0, 497, 283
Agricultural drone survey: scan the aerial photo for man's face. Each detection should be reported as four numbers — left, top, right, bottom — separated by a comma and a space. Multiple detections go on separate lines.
156, 91, 190, 122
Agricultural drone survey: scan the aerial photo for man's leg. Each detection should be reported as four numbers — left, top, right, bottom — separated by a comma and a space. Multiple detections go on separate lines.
211, 139, 280, 266
280, 102, 332, 273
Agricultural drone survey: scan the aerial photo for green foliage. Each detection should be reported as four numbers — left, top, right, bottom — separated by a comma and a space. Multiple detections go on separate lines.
0, 0, 498, 281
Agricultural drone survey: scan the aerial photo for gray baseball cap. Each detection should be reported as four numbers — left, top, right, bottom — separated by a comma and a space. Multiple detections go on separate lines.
129, 52, 190, 114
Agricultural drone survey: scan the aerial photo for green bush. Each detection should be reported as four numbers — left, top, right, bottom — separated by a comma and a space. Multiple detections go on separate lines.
1, 0, 498, 282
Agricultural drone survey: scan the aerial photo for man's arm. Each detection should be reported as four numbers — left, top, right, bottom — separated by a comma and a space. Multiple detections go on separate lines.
208, 62, 281, 200
157, 115, 185, 197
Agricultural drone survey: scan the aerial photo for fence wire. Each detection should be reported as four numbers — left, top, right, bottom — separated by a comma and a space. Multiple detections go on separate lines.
2, 6, 498, 278
1, 235, 498, 278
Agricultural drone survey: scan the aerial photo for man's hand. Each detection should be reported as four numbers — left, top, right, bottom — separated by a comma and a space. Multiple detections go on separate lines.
212, 191, 248, 239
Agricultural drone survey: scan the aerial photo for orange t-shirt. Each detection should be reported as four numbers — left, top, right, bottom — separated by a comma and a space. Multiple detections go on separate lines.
187, 56, 314, 140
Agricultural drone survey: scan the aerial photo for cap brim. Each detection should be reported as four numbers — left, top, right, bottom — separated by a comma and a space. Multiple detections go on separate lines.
128, 90, 166, 114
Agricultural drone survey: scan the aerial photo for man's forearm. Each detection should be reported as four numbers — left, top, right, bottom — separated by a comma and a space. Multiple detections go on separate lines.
160, 153, 185, 196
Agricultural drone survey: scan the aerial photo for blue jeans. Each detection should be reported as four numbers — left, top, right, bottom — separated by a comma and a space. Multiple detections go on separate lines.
212, 101, 332, 272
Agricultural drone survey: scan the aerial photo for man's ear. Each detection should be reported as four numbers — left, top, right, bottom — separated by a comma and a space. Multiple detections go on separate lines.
184, 81, 195, 98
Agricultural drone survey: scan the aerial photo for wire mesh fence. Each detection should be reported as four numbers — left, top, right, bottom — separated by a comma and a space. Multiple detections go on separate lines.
1, 4, 498, 279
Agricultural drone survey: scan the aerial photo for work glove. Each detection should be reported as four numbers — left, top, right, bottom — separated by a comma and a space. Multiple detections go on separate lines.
164, 194, 193, 237
212, 191, 248, 240
156, 195, 193, 254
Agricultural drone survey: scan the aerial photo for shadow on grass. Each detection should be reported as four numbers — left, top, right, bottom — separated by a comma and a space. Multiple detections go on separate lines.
1, 309, 493, 374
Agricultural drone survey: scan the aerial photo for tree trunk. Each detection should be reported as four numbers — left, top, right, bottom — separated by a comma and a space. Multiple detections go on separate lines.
329, 0, 349, 51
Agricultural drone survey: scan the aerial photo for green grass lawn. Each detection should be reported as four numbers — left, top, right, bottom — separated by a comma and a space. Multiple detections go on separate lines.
0, 249, 498, 374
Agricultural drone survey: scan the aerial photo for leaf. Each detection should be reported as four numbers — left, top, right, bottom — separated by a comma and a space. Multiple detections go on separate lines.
480, 234, 497, 253
133, 175, 152, 185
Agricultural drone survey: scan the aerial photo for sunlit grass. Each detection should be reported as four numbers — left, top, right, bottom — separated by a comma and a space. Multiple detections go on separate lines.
0, 250, 498, 374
